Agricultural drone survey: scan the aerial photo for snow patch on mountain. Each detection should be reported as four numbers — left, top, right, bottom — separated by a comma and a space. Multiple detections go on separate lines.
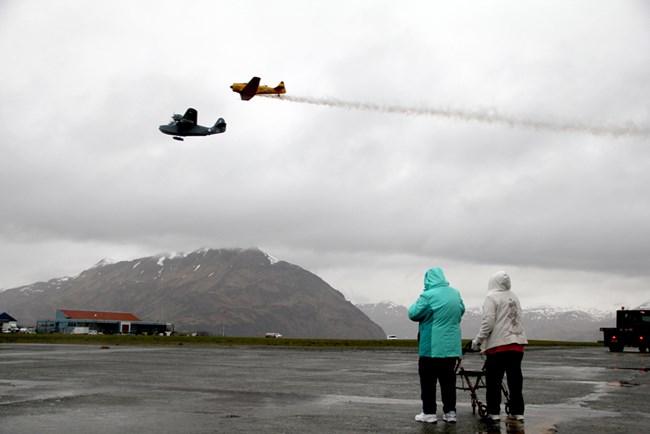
523, 305, 614, 321
19, 285, 37, 295
90, 258, 114, 269
264, 252, 280, 265
635, 300, 650, 309
358, 301, 618, 341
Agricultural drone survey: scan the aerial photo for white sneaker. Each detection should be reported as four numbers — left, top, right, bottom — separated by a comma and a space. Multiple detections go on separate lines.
442, 411, 457, 423
488, 414, 500, 422
512, 414, 524, 422
415, 412, 437, 423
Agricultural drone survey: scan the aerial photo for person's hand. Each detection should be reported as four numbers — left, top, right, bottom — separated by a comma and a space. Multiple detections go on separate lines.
471, 339, 480, 351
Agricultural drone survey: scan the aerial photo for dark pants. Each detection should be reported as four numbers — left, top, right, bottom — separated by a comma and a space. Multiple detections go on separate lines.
484, 351, 525, 415
418, 356, 457, 414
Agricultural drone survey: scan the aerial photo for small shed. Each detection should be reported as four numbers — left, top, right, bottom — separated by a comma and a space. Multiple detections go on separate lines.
1, 312, 18, 333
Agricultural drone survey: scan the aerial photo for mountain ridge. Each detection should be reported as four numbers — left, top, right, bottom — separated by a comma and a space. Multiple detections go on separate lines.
356, 301, 617, 341
0, 248, 385, 339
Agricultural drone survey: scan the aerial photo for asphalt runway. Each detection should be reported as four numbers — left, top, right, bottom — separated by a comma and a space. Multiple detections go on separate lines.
0, 344, 648, 433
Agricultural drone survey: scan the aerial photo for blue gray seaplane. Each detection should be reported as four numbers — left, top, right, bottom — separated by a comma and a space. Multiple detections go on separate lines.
159, 108, 226, 141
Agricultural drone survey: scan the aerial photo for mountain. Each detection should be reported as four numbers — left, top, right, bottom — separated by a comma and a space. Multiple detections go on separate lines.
356, 302, 616, 342
356, 302, 418, 339
463, 306, 615, 342
635, 300, 650, 309
0, 248, 385, 339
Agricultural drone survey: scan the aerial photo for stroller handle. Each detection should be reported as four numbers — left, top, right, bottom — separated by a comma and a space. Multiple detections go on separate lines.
462, 340, 480, 355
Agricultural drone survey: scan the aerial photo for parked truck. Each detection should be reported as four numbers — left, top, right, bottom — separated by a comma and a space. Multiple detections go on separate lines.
2, 322, 19, 333
600, 308, 649, 353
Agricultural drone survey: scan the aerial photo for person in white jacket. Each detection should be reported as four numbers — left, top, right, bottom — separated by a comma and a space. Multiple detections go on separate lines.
472, 271, 527, 422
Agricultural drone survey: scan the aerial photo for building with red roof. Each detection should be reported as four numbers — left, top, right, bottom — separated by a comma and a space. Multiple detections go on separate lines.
58, 309, 141, 322
36, 309, 172, 335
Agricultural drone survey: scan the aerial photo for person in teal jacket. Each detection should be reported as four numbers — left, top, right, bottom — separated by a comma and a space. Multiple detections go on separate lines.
408, 267, 465, 424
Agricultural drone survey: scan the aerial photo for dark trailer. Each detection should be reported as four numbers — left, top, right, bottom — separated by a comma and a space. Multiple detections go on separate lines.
600, 309, 649, 353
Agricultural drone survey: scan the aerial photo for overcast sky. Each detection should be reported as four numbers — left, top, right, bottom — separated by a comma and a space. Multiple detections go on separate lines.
1, 0, 649, 311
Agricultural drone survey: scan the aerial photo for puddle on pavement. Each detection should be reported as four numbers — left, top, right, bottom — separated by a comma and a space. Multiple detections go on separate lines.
608, 380, 641, 387
606, 366, 649, 373
319, 393, 420, 406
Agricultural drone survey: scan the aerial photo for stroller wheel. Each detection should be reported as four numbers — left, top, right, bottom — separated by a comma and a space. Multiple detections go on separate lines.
478, 404, 488, 418
505, 404, 510, 415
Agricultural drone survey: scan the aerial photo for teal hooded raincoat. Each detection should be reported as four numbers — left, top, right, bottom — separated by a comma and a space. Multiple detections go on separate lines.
408, 268, 465, 358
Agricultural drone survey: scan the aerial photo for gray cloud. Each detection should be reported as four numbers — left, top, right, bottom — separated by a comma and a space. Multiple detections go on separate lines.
1, 1, 649, 311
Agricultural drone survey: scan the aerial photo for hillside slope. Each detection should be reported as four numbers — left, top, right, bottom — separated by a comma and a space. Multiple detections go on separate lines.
0, 248, 385, 339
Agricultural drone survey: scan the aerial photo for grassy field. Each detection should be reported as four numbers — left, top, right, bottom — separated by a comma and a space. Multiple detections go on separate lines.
0, 334, 601, 348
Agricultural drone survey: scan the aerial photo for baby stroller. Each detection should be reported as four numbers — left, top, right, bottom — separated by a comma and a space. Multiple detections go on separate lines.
455, 342, 511, 418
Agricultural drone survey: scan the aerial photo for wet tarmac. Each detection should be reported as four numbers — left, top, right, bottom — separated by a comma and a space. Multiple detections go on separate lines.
0, 344, 647, 433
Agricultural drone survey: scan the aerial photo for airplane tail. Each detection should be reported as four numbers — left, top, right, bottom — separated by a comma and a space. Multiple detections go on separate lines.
274, 82, 286, 94
213, 118, 227, 133
239, 76, 261, 100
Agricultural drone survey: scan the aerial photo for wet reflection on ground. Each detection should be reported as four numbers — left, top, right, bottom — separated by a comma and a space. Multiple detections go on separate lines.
0, 344, 647, 433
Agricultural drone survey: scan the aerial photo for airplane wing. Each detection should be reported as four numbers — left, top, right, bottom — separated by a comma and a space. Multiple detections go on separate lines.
239, 77, 261, 100
177, 108, 198, 132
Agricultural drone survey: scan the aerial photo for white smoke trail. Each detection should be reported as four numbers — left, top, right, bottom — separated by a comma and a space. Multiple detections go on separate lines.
263, 95, 650, 138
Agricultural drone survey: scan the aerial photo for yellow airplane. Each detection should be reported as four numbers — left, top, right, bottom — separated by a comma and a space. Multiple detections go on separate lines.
231, 77, 286, 100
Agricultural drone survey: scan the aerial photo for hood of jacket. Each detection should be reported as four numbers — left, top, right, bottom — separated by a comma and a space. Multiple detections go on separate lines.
424, 267, 449, 291
488, 270, 511, 292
